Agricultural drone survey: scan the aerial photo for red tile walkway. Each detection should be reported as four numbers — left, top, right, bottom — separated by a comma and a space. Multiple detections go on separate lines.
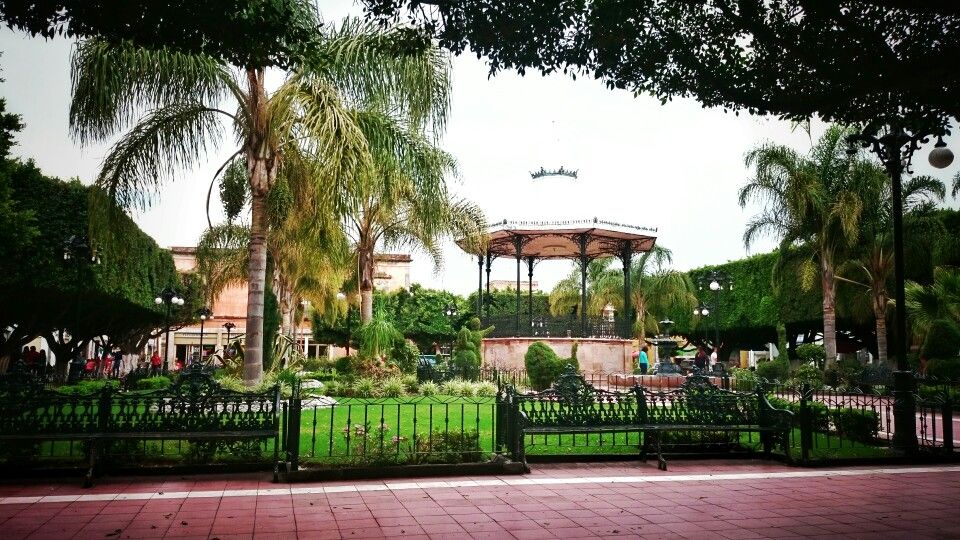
1, 461, 959, 539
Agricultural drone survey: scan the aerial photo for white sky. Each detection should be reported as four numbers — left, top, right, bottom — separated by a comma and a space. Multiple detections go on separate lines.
1, 0, 957, 296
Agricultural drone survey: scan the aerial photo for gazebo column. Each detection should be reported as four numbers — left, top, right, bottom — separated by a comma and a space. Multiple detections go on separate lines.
526, 256, 536, 331
619, 242, 633, 339
514, 236, 523, 337
578, 234, 590, 338
477, 253, 484, 317
485, 252, 493, 320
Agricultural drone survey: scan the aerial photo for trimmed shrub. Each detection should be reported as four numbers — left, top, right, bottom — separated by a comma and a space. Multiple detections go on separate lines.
926, 358, 960, 381
795, 343, 826, 368
334, 356, 356, 376
524, 341, 563, 390
756, 359, 789, 383
391, 340, 420, 374
133, 376, 172, 391
58, 379, 120, 395
825, 357, 864, 389
921, 319, 960, 360
441, 378, 465, 396
400, 374, 419, 393
766, 396, 830, 431
790, 364, 825, 389
418, 381, 440, 396
831, 408, 879, 443
730, 367, 758, 391
380, 377, 407, 398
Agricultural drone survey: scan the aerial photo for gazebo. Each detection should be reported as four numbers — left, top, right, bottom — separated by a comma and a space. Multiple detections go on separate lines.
458, 218, 658, 340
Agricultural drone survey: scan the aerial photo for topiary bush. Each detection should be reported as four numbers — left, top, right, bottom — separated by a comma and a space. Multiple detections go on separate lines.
921, 319, 960, 360
451, 327, 481, 380
525, 341, 563, 390
795, 343, 826, 369
926, 358, 960, 381
756, 359, 789, 383
831, 408, 879, 443
790, 364, 825, 389
391, 340, 420, 374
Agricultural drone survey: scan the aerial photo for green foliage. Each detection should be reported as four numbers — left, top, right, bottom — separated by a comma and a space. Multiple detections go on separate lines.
334, 356, 356, 376
391, 340, 420, 374
133, 376, 172, 390
824, 358, 865, 389
449, 318, 491, 380
412, 430, 484, 464
219, 158, 248, 223
262, 287, 281, 371
57, 379, 120, 395
766, 396, 830, 432
831, 408, 880, 444
730, 368, 759, 391
756, 359, 789, 383
353, 378, 378, 398
796, 344, 826, 368
475, 381, 497, 397
466, 289, 550, 318
921, 319, 960, 360
367, 2, 958, 131
524, 341, 566, 390
790, 364, 825, 390
322, 380, 344, 397
417, 381, 440, 396
1, 0, 322, 70
357, 313, 403, 359
380, 377, 407, 397
926, 359, 960, 381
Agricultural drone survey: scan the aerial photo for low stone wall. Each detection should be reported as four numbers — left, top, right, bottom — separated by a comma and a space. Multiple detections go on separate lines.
609, 373, 727, 389
482, 337, 631, 374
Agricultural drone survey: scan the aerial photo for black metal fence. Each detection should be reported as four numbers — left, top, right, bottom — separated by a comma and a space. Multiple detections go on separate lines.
482, 314, 630, 339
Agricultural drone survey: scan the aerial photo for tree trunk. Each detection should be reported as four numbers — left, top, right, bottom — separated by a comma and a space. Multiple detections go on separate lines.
359, 241, 375, 324
821, 259, 838, 367
242, 68, 277, 385
244, 191, 268, 384
874, 307, 889, 366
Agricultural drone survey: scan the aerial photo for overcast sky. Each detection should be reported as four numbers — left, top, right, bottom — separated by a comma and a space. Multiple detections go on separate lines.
1, 0, 957, 296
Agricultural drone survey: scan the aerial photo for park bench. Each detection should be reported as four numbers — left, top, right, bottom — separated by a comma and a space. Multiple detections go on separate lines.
0, 362, 281, 486
502, 365, 791, 471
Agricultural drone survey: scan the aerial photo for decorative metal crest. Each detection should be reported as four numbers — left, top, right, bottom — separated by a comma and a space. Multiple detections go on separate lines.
530, 166, 578, 179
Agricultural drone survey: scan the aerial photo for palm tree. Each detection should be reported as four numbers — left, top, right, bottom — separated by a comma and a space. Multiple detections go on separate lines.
339, 106, 486, 323
549, 246, 696, 340
837, 176, 946, 364
739, 125, 883, 366
906, 266, 960, 342
69, 17, 450, 384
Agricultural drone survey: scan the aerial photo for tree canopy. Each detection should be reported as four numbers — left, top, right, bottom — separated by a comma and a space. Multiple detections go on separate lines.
365, 1, 960, 133
1, 0, 320, 68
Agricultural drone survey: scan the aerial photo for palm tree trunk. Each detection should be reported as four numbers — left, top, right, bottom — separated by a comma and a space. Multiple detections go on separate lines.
359, 241, 375, 324
874, 305, 889, 366
244, 191, 268, 384
242, 67, 277, 385
821, 259, 838, 367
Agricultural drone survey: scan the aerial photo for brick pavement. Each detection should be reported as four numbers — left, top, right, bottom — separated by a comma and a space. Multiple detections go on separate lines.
1, 461, 959, 539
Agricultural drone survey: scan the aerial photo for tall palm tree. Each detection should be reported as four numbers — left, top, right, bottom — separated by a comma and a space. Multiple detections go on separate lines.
739, 125, 883, 366
837, 176, 946, 364
549, 246, 695, 340
339, 106, 486, 323
69, 17, 450, 383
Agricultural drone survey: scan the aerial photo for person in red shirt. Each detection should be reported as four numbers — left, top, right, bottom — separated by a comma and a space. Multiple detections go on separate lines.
150, 351, 162, 376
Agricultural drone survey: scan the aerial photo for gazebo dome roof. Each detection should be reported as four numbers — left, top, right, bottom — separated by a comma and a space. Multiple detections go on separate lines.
459, 218, 658, 259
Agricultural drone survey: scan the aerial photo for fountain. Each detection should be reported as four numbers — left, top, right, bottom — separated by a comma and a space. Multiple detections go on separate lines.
651, 319, 683, 376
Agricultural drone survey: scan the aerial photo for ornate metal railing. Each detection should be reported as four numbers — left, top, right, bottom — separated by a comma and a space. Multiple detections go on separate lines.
482, 314, 631, 339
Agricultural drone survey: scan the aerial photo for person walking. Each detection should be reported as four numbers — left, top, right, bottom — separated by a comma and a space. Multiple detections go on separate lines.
694, 346, 709, 372
150, 350, 162, 376
111, 350, 123, 378
638, 345, 649, 375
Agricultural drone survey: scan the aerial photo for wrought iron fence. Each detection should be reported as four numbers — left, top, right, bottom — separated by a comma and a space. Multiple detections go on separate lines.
482, 314, 630, 339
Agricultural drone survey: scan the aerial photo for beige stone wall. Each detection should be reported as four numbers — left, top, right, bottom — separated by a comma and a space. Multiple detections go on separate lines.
481, 337, 632, 373
373, 259, 411, 292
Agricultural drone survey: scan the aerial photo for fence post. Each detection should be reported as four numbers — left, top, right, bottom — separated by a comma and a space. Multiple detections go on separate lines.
799, 383, 812, 463
286, 380, 302, 472
942, 387, 954, 453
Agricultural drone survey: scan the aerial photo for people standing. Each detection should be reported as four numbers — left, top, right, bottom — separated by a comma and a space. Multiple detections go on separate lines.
694, 346, 708, 372
638, 345, 649, 375
150, 350, 162, 376
111, 350, 123, 378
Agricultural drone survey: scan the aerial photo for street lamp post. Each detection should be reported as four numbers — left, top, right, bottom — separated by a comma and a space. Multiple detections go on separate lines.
222, 321, 236, 357
154, 288, 185, 372
848, 127, 954, 453
445, 303, 459, 357
197, 307, 213, 366
693, 303, 712, 344
63, 235, 100, 383
697, 271, 732, 359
